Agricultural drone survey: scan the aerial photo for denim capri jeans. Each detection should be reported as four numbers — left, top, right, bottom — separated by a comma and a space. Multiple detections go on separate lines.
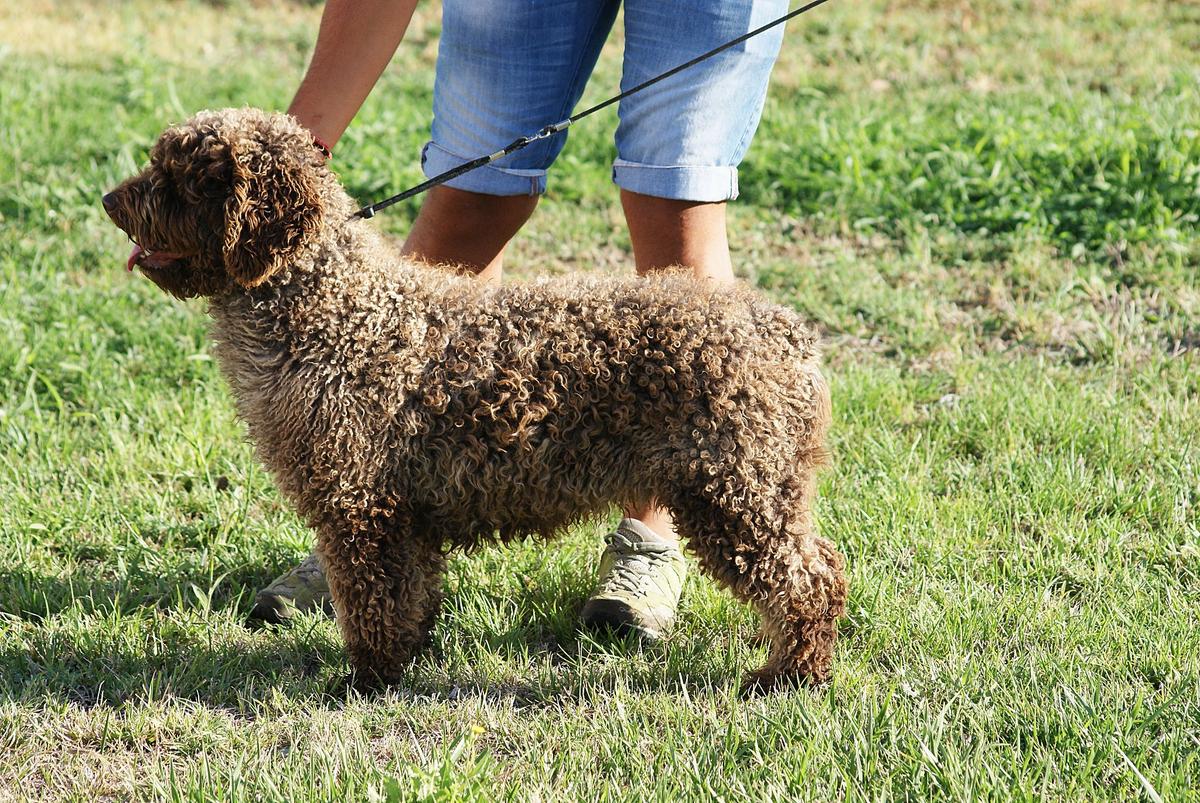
422, 0, 789, 203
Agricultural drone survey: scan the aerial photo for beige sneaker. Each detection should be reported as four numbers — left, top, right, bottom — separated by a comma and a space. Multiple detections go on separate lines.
248, 552, 334, 625
580, 519, 688, 643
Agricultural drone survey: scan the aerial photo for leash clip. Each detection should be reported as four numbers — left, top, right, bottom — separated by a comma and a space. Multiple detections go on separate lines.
533, 119, 572, 141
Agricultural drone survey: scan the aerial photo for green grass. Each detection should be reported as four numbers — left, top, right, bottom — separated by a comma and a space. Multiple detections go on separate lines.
1, 0, 1198, 799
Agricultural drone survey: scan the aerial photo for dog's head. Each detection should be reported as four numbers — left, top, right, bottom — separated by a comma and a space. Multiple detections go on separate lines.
102, 108, 327, 299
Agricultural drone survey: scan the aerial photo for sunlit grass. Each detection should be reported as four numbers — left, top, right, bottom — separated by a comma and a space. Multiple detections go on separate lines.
0, 0, 1197, 799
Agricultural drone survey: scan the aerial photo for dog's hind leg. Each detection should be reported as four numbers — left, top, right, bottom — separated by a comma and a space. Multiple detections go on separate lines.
667, 471, 848, 691
317, 514, 446, 691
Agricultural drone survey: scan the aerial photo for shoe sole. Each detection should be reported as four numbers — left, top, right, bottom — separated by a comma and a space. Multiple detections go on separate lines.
580, 599, 670, 644
246, 594, 336, 627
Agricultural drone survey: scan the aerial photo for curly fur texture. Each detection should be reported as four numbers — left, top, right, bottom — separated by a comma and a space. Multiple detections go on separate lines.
103, 108, 849, 691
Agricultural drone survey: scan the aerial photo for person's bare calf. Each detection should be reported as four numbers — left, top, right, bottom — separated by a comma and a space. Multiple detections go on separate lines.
402, 185, 538, 281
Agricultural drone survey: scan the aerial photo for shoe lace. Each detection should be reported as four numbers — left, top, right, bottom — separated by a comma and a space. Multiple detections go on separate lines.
601, 532, 679, 596
293, 555, 325, 584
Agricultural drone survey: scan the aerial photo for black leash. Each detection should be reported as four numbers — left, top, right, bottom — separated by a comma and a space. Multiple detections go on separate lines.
354, 0, 833, 219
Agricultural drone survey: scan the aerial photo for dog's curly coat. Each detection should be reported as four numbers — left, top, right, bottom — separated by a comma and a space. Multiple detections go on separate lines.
103, 108, 848, 690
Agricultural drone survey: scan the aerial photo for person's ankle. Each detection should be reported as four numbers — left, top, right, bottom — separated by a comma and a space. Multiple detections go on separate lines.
617, 516, 678, 547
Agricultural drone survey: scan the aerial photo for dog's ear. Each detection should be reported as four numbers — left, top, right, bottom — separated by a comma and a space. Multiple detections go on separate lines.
222, 124, 323, 288
153, 122, 234, 203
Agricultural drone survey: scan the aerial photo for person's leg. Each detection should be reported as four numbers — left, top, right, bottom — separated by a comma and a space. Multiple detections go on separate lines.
401, 183, 740, 305
614, 0, 787, 543
400, 136, 744, 284
402, 186, 538, 281
581, 0, 789, 639
620, 191, 734, 282
616, 196, 734, 543
408, 0, 620, 281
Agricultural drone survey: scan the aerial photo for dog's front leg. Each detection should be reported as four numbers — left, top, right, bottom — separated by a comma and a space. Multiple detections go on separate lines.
316, 514, 445, 692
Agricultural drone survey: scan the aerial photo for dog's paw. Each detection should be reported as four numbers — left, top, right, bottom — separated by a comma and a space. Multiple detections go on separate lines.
323, 671, 385, 698
738, 669, 821, 697
739, 670, 780, 697
322, 673, 354, 699
747, 624, 771, 647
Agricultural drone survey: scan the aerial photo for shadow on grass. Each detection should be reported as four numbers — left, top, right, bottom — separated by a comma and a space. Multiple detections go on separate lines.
0, 559, 344, 710
408, 631, 751, 707
0, 560, 282, 623
0, 563, 746, 710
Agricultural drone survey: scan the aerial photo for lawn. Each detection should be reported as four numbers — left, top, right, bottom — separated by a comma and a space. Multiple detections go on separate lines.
1, 0, 1198, 799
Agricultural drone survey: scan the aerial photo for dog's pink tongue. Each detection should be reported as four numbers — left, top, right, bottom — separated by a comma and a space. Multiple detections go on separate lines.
126, 244, 143, 272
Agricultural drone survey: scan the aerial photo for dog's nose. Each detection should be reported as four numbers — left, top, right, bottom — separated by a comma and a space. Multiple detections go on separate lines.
101, 191, 118, 214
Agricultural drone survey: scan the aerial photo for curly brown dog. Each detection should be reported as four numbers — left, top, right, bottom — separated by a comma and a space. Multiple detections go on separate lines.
101, 108, 848, 691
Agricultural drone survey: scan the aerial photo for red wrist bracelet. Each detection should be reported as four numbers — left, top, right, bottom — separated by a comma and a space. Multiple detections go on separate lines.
312, 134, 332, 160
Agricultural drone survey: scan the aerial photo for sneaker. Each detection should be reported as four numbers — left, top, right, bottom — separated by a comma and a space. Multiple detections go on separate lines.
248, 552, 335, 625
580, 519, 688, 643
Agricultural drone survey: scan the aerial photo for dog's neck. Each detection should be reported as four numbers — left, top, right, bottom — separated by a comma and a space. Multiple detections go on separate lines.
206, 194, 476, 385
